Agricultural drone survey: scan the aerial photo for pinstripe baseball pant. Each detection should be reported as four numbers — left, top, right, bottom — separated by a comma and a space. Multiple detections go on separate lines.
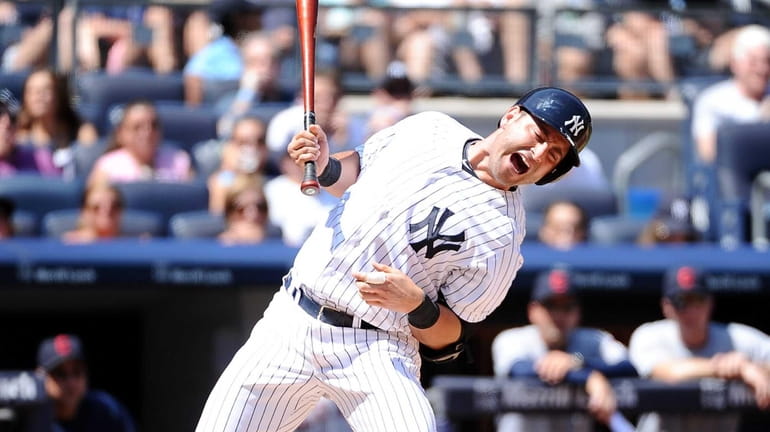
195, 288, 437, 432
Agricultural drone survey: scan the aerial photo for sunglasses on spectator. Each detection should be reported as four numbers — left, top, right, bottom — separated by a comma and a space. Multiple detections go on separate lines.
86, 201, 123, 214
50, 364, 86, 380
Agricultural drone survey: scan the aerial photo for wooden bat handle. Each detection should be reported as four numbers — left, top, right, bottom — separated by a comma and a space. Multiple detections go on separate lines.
297, 0, 320, 196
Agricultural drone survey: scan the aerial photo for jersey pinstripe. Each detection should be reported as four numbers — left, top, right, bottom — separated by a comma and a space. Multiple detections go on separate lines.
290, 111, 526, 331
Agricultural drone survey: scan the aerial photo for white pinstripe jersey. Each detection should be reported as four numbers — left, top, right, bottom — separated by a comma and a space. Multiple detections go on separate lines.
289, 111, 526, 332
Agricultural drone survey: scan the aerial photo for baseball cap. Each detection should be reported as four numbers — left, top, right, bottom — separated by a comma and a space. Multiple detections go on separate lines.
531, 268, 577, 304
37, 334, 85, 372
662, 266, 710, 306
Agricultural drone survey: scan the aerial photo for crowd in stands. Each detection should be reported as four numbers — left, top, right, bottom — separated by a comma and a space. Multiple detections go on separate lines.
0, 0, 768, 248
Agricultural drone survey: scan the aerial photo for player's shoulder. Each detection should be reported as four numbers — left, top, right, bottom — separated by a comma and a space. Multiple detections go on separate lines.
725, 321, 769, 339
631, 319, 674, 338
493, 325, 537, 344
400, 111, 465, 128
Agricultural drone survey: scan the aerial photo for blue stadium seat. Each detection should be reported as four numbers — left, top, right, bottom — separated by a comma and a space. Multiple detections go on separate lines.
71, 139, 108, 179
589, 215, 648, 245
0, 71, 29, 103
11, 209, 37, 237
521, 183, 618, 220
75, 70, 185, 135
114, 181, 209, 234
153, 102, 219, 151
714, 122, 770, 247
168, 210, 226, 239
42, 208, 164, 238
0, 176, 84, 234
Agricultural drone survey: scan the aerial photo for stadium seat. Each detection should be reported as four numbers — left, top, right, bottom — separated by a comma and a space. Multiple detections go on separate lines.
114, 181, 209, 234
11, 209, 37, 237
152, 102, 219, 151
0, 71, 29, 102
714, 122, 770, 247
0, 176, 84, 234
521, 183, 618, 220
71, 139, 108, 179
168, 210, 226, 239
42, 208, 164, 238
589, 215, 648, 245
75, 70, 185, 134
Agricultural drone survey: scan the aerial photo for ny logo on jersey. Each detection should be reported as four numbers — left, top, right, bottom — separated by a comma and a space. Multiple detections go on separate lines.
564, 115, 585, 136
409, 207, 465, 259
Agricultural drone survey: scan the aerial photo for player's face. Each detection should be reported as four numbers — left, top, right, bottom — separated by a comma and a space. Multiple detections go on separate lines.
45, 359, 88, 410
490, 107, 571, 189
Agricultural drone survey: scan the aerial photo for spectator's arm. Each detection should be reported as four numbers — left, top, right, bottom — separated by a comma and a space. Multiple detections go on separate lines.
649, 357, 717, 383
508, 359, 539, 378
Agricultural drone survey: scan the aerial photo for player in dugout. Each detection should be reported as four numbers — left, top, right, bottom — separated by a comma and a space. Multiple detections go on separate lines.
492, 267, 637, 432
196, 87, 593, 431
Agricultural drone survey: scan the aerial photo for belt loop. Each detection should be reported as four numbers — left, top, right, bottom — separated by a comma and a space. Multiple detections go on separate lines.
352, 316, 362, 328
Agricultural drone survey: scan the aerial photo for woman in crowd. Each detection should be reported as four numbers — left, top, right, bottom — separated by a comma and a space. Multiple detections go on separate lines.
218, 175, 271, 245
88, 100, 193, 186
208, 116, 268, 214
62, 182, 124, 243
15, 68, 98, 176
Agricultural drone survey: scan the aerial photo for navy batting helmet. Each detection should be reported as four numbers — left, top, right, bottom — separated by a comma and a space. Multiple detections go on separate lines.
509, 87, 592, 185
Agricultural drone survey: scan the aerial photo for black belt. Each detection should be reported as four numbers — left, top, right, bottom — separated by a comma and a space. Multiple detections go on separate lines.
287, 284, 377, 330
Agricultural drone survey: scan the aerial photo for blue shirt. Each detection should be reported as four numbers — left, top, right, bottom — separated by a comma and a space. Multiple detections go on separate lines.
55, 390, 135, 432
183, 37, 243, 81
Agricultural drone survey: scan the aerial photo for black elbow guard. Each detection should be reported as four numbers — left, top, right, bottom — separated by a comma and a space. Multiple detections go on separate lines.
420, 340, 467, 364
419, 317, 476, 364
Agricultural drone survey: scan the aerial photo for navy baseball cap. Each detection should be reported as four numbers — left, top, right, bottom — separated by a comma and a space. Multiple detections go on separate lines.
663, 266, 710, 305
37, 334, 85, 372
531, 268, 577, 303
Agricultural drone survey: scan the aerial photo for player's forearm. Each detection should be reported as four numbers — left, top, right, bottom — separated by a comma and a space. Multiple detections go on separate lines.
323, 150, 360, 197
410, 304, 462, 350
649, 358, 717, 383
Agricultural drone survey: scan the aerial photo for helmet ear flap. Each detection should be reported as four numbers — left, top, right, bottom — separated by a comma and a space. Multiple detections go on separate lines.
536, 155, 575, 185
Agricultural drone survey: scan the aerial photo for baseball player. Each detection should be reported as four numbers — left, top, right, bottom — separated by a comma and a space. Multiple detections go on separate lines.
195, 87, 592, 432
491, 268, 637, 432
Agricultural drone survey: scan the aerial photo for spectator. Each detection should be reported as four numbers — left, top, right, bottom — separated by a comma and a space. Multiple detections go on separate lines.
691, 24, 770, 165
264, 152, 339, 247
605, 9, 676, 99
491, 267, 637, 432
637, 195, 699, 246
182, 0, 262, 106
0, 99, 44, 176
61, 182, 125, 244
363, 60, 416, 138
0, 1, 52, 72
88, 100, 193, 186
219, 175, 273, 245
537, 199, 589, 250
59, 1, 177, 74
265, 68, 366, 167
331, 1, 393, 80
208, 116, 269, 214
215, 31, 295, 138
629, 265, 770, 431
36, 333, 135, 432
15, 68, 98, 177
0, 196, 14, 239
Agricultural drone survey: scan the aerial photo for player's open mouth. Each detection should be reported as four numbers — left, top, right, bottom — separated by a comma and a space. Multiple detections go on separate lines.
511, 152, 530, 175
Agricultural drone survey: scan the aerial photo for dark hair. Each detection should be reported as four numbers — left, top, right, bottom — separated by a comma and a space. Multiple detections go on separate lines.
16, 68, 82, 149
105, 100, 160, 153
542, 200, 589, 233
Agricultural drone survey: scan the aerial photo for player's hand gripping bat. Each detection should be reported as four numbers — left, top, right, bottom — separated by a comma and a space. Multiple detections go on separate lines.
296, 0, 320, 196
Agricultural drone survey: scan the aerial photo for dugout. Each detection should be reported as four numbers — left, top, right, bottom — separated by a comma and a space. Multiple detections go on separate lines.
1, 239, 769, 432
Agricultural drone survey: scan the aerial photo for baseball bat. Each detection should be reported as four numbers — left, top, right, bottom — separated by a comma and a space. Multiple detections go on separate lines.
296, 0, 320, 196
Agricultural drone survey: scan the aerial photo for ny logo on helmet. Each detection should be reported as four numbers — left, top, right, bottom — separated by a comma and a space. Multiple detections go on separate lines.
564, 115, 585, 136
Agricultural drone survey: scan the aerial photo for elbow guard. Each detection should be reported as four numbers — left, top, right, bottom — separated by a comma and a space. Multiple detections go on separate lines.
419, 318, 476, 364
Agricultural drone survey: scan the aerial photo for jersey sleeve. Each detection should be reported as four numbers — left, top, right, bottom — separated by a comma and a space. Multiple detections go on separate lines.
728, 323, 770, 364
628, 323, 676, 377
491, 327, 539, 377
